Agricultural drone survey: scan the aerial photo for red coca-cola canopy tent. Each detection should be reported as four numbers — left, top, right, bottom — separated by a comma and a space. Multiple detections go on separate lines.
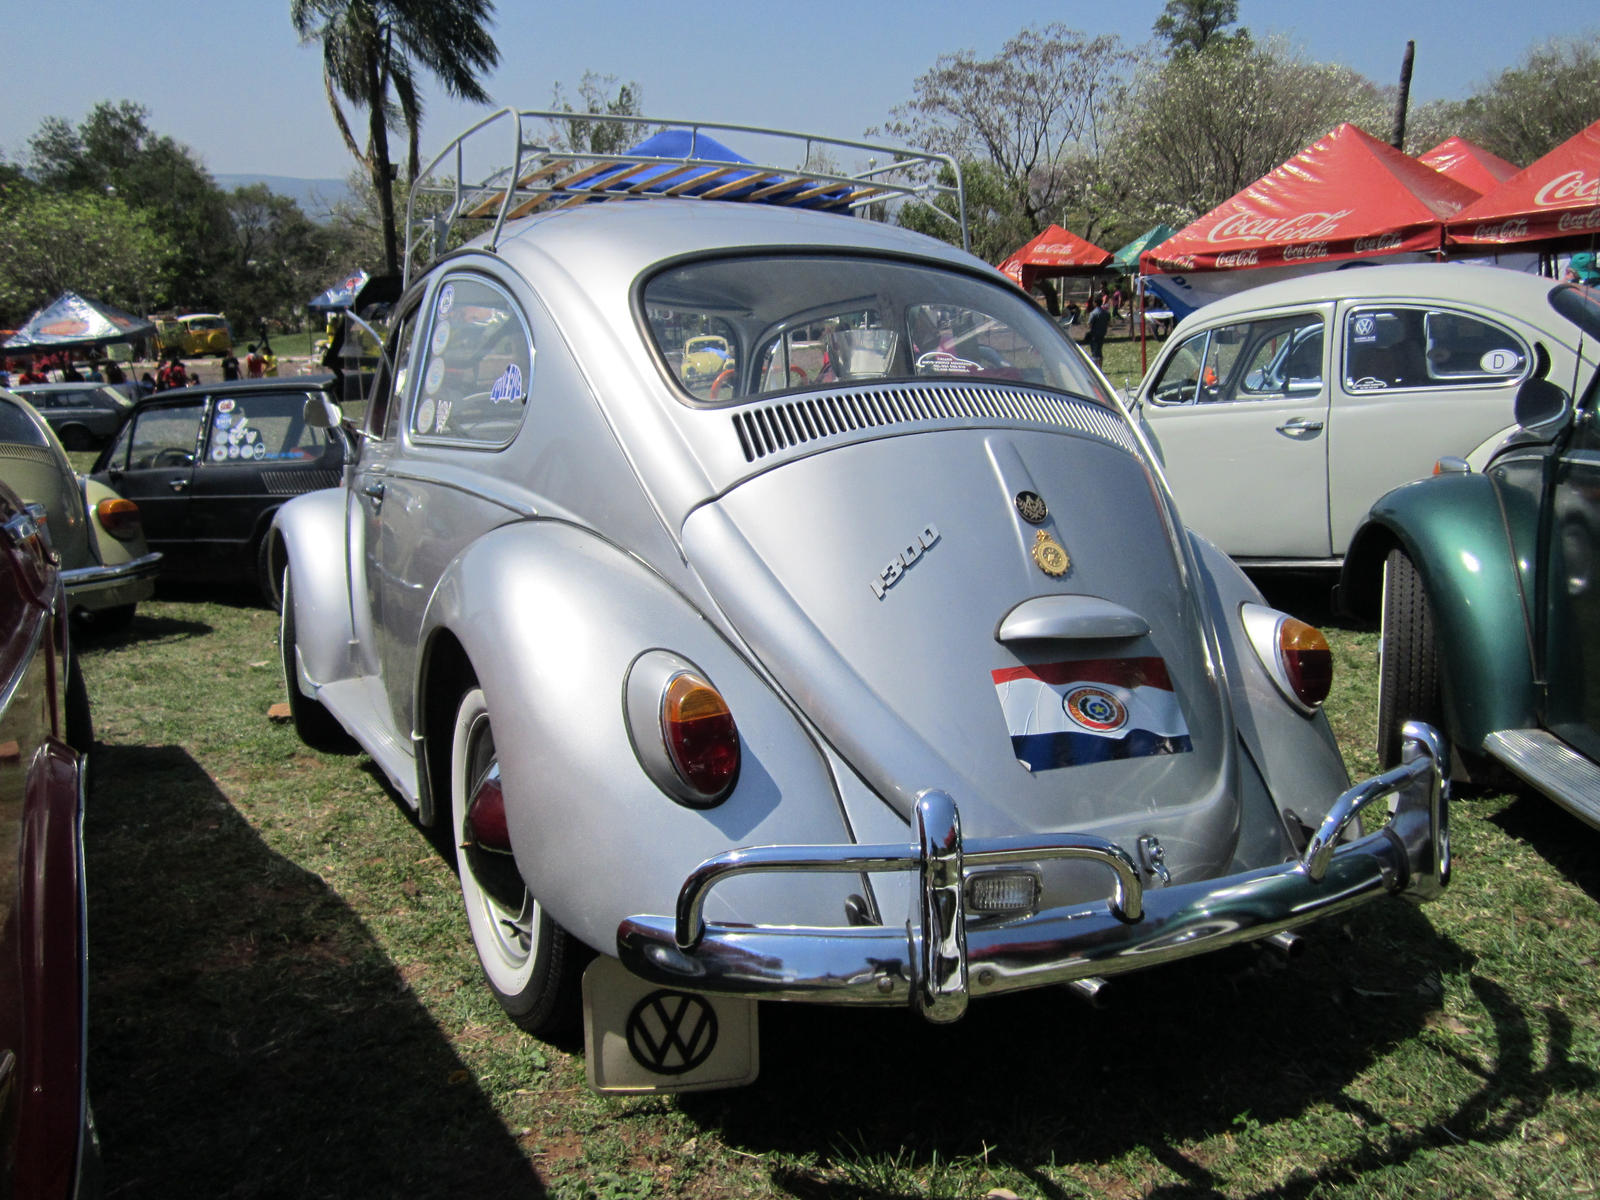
1142, 123, 1479, 274
1419, 137, 1519, 195
1445, 119, 1600, 248
998, 224, 1113, 291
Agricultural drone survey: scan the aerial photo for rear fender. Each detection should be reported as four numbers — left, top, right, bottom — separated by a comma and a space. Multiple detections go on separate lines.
1189, 534, 1345, 858
1344, 473, 1536, 749
419, 520, 859, 954
269, 489, 355, 689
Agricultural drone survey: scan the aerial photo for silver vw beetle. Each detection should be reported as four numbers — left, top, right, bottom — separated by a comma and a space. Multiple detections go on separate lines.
272, 113, 1451, 1093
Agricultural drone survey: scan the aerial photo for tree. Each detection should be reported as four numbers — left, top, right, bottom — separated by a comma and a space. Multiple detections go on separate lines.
547, 72, 649, 156
879, 24, 1143, 251
291, 0, 501, 276
1109, 37, 1388, 225
25, 102, 233, 313
1450, 34, 1600, 165
220, 185, 338, 333
1152, 0, 1249, 57
0, 186, 175, 325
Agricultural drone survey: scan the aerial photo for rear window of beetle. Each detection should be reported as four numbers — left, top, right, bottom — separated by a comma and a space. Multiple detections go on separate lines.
641, 255, 1108, 406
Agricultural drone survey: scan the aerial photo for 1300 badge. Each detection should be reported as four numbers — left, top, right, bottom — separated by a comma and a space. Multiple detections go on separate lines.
869, 524, 941, 599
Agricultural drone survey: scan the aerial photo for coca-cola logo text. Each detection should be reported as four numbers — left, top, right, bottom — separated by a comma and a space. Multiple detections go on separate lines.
1207, 209, 1352, 244
1557, 207, 1600, 233
1353, 233, 1404, 253
1471, 218, 1528, 241
1282, 242, 1331, 261
1214, 250, 1259, 268
1533, 170, 1599, 208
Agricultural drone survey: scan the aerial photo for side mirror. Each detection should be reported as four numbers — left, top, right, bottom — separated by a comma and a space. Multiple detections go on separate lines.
305, 395, 343, 430
1513, 376, 1571, 433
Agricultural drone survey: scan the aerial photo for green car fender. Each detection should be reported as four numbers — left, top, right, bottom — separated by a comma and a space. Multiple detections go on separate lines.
1343, 471, 1538, 753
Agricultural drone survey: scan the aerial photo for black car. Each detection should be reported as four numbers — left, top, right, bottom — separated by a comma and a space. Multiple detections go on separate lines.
91, 379, 349, 600
11, 381, 134, 451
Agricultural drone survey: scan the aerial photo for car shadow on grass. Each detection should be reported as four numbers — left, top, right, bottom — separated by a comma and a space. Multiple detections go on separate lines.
1488, 791, 1600, 902
685, 898, 1593, 1198
85, 742, 548, 1199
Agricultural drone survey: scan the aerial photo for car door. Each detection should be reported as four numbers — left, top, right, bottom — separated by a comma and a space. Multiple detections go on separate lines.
1542, 380, 1600, 762
1328, 303, 1530, 557
1138, 308, 1332, 560
187, 389, 343, 577
95, 399, 206, 571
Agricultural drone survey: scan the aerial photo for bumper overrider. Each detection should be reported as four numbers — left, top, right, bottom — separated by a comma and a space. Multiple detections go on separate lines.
617, 723, 1450, 1022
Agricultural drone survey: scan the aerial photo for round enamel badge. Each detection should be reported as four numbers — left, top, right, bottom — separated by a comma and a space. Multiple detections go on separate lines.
1031, 530, 1070, 577
1015, 491, 1048, 524
1063, 685, 1128, 733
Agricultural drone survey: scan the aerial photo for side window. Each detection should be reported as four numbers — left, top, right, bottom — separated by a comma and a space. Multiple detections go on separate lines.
412, 275, 534, 446
205, 393, 327, 465
1148, 331, 1208, 405
1233, 316, 1325, 399
1342, 307, 1523, 391
127, 404, 205, 469
367, 303, 423, 441
0, 399, 49, 447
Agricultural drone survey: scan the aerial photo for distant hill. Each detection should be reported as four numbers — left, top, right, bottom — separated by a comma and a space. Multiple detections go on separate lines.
213, 174, 352, 220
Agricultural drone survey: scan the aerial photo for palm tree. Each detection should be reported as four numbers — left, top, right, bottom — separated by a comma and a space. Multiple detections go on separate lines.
291, 0, 499, 275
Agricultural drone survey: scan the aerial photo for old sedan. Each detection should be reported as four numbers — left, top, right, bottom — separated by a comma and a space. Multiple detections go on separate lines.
0, 387, 159, 630
92, 379, 348, 603
1341, 277, 1600, 825
0, 479, 98, 1197
272, 112, 1450, 1094
1130, 264, 1598, 571
10, 382, 133, 452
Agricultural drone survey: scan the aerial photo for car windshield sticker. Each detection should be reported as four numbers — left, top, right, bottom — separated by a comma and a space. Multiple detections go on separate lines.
425, 358, 446, 394
1349, 377, 1388, 391
432, 320, 451, 355
416, 397, 436, 432
916, 350, 982, 375
214, 412, 232, 431
211, 444, 227, 461
1351, 315, 1378, 344
217, 398, 236, 414
1480, 348, 1520, 374
489, 363, 525, 405
991, 657, 1192, 771
435, 398, 452, 432
438, 283, 454, 317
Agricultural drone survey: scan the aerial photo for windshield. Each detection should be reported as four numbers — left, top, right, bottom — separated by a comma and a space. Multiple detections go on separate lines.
642, 254, 1111, 407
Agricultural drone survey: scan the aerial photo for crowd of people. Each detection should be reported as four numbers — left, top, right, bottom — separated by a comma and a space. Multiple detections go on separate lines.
1, 339, 282, 394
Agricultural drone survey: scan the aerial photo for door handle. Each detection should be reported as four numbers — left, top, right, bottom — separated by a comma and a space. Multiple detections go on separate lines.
167, 479, 188, 492
362, 481, 386, 508
1276, 418, 1324, 433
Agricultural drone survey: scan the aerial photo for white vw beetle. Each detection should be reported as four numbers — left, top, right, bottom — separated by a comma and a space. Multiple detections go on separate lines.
272, 112, 1450, 1093
1132, 264, 1596, 569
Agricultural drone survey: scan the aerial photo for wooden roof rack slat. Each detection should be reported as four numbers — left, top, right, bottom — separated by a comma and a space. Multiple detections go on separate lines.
465, 157, 574, 217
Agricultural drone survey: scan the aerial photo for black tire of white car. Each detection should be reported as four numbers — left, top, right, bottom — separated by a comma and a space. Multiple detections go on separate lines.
450, 685, 583, 1034
1377, 548, 1443, 769
279, 566, 353, 751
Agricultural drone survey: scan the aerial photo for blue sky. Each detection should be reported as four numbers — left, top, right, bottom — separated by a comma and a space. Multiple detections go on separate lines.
2, 1, 1587, 180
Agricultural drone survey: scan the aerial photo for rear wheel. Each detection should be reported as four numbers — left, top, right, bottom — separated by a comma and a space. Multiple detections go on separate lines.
60, 425, 93, 452
279, 566, 352, 751
451, 686, 583, 1034
1376, 548, 1443, 768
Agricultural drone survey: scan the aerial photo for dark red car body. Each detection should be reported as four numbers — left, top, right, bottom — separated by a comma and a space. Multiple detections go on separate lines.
0, 480, 96, 1197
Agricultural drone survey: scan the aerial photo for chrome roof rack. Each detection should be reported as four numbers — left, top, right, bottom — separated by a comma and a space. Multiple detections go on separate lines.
403, 109, 968, 286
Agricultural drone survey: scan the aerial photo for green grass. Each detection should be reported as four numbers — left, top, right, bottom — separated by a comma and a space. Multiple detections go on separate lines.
78, 586, 1600, 1198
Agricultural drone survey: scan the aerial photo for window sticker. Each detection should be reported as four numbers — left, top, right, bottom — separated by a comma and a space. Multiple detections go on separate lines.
425, 357, 446, 394
214, 412, 232, 431
916, 350, 982, 375
489, 363, 525, 404
438, 283, 455, 317
1480, 348, 1520, 374
217, 398, 236, 414
432, 320, 451, 355
435, 398, 452, 432
253, 442, 266, 460
1349, 377, 1388, 391
211, 444, 228, 461
1351, 315, 1378, 344
416, 397, 436, 432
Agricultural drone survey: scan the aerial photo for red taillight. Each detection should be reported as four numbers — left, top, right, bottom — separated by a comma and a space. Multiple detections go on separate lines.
661, 672, 740, 802
95, 496, 143, 540
1279, 618, 1332, 708
465, 769, 511, 851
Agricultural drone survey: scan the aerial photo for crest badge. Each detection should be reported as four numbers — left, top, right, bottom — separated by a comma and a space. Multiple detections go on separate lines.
1014, 491, 1048, 524
1031, 530, 1070, 577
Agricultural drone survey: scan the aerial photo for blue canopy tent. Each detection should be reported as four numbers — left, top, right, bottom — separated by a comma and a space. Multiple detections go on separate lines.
308, 269, 371, 313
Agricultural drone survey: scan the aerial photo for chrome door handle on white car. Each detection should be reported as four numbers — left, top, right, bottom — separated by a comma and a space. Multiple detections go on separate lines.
1276, 418, 1324, 434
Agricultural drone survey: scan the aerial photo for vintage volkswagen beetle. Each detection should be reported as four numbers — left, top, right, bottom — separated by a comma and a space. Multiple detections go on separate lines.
272, 113, 1451, 1093
1342, 275, 1600, 823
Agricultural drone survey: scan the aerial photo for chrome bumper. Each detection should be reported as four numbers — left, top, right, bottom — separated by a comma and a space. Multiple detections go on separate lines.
617, 723, 1450, 1023
62, 551, 161, 610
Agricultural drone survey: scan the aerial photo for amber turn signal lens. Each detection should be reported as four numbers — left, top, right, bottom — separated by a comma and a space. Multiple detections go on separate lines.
95, 497, 143, 540
1279, 617, 1332, 709
661, 673, 740, 802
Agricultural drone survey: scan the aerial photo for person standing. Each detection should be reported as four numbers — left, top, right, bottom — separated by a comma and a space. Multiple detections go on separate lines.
222, 349, 241, 381
1086, 299, 1110, 366
245, 344, 265, 378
